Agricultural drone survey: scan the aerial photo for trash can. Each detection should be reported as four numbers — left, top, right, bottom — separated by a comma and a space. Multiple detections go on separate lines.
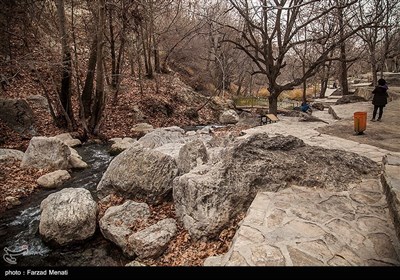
354, 112, 367, 135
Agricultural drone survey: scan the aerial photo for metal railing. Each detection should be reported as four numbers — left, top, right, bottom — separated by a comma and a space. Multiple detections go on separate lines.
233, 97, 301, 110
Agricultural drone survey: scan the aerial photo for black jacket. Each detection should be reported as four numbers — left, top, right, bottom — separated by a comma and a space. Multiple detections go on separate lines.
372, 86, 389, 106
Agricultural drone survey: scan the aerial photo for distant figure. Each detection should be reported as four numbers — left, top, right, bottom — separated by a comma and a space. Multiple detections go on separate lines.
371, 78, 389, 122
300, 101, 312, 114
333, 82, 337, 89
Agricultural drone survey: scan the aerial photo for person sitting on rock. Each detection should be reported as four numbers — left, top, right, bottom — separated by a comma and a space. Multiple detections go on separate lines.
370, 78, 389, 122
300, 101, 312, 114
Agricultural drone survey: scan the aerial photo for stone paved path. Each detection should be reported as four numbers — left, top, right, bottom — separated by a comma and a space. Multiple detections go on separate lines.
205, 181, 400, 266
204, 106, 400, 266
241, 108, 400, 162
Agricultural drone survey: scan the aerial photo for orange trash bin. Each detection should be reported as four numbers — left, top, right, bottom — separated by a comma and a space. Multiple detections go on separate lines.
354, 112, 367, 135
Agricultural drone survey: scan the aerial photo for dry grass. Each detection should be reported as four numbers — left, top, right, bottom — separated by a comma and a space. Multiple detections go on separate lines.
280, 87, 319, 101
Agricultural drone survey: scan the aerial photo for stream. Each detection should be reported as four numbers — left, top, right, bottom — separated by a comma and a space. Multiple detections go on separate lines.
0, 144, 129, 266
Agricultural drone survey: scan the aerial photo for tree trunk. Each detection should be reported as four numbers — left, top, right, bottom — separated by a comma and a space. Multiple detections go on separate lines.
139, 25, 149, 77
146, 33, 153, 78
302, 80, 307, 103
55, 0, 75, 130
115, 33, 125, 89
302, 55, 307, 102
370, 51, 378, 86
320, 78, 328, 98
82, 37, 97, 119
268, 94, 278, 115
71, 0, 89, 135
338, 5, 349, 96
90, 0, 106, 135
135, 39, 144, 95
108, 4, 117, 89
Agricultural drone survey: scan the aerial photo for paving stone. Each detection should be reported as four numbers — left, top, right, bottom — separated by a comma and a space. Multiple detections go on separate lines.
204, 107, 400, 267
207, 183, 400, 266
384, 154, 400, 166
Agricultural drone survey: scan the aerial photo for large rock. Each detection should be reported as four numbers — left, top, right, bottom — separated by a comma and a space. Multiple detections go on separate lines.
178, 139, 208, 173
97, 145, 179, 203
311, 103, 325, 111
128, 218, 177, 259
39, 188, 97, 246
0, 148, 24, 162
21, 137, 71, 170
37, 170, 71, 188
5, 196, 21, 208
0, 98, 35, 135
68, 155, 88, 169
54, 133, 82, 147
298, 112, 329, 123
26, 95, 49, 112
335, 95, 367, 105
137, 126, 186, 149
154, 143, 184, 161
174, 133, 378, 240
99, 200, 151, 256
130, 123, 154, 137
354, 87, 374, 100
109, 137, 137, 155
219, 109, 239, 124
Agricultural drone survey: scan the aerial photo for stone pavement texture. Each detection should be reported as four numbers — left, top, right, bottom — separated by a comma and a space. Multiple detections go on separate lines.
382, 155, 400, 242
204, 104, 400, 266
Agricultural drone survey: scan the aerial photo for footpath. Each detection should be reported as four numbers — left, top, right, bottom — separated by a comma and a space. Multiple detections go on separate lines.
205, 104, 400, 266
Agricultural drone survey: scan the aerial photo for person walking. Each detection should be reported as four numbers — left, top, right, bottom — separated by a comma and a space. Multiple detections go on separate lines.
370, 78, 389, 122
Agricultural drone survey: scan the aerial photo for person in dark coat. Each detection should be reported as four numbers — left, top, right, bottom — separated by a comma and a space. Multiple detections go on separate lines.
371, 78, 389, 122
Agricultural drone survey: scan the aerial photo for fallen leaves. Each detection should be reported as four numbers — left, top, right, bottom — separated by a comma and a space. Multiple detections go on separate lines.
99, 197, 245, 267
0, 159, 49, 213
141, 211, 245, 267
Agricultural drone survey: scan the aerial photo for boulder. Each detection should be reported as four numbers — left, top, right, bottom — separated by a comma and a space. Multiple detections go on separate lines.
174, 134, 378, 240
219, 109, 239, 124
5, 196, 21, 208
68, 156, 88, 169
354, 87, 374, 100
97, 145, 179, 203
335, 95, 367, 105
99, 200, 151, 256
131, 106, 146, 122
153, 143, 184, 161
0, 148, 24, 162
109, 137, 137, 155
197, 126, 214, 135
311, 103, 325, 111
54, 133, 82, 147
0, 98, 36, 135
69, 147, 82, 159
125, 261, 146, 267
178, 140, 208, 173
26, 95, 49, 112
128, 218, 177, 259
137, 126, 186, 149
21, 137, 71, 171
298, 112, 329, 123
39, 188, 97, 246
130, 123, 154, 137
37, 170, 71, 188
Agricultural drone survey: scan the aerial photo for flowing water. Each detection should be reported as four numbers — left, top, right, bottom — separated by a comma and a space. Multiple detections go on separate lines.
0, 144, 128, 266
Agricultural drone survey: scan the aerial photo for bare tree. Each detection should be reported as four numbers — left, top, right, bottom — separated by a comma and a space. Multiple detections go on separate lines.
224, 0, 379, 114
55, 0, 76, 130
90, 0, 106, 135
356, 0, 386, 86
